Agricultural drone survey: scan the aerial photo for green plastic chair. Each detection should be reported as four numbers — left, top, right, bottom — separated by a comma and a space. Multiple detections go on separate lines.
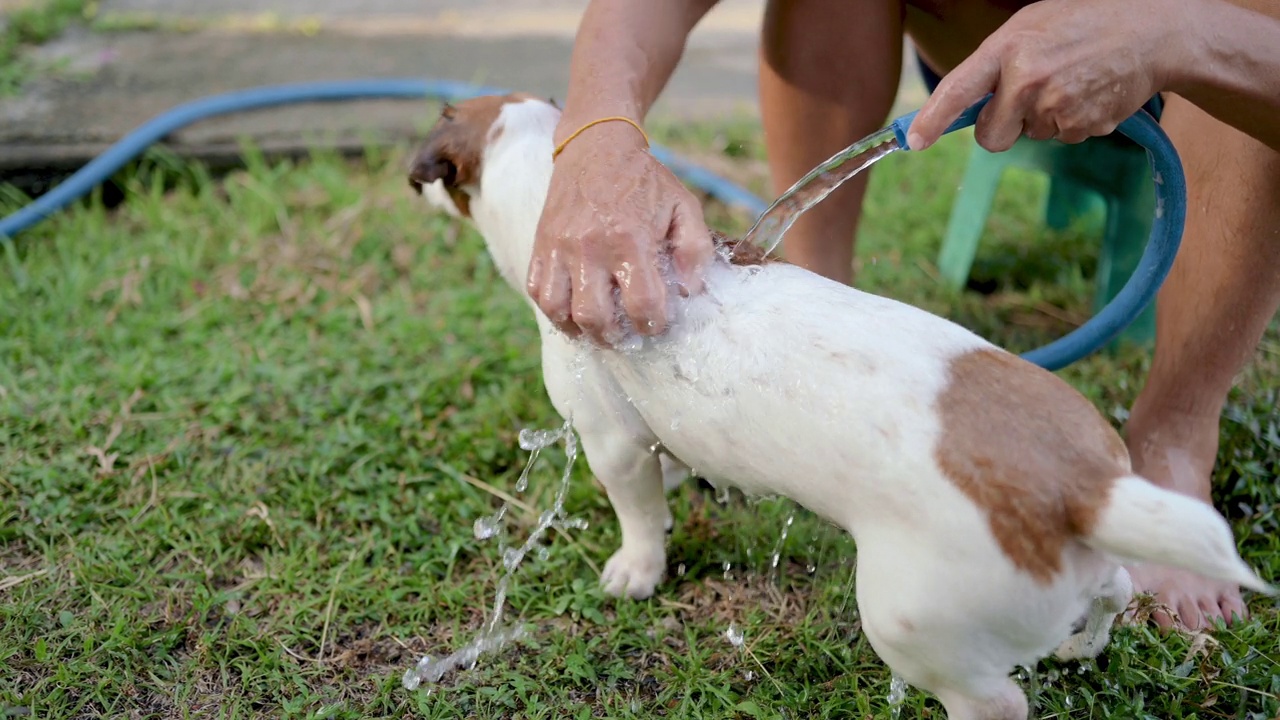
936, 134, 1157, 349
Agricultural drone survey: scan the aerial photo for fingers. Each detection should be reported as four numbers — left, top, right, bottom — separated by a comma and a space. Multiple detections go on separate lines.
668, 200, 714, 297
528, 250, 582, 338
906, 50, 1000, 151
572, 259, 621, 346
1023, 116, 1059, 142
616, 239, 671, 337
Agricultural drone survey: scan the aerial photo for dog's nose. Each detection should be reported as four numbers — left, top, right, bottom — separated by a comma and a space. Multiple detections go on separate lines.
408, 155, 453, 194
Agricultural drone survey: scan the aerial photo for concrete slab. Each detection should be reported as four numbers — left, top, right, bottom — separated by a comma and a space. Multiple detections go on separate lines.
0, 0, 928, 191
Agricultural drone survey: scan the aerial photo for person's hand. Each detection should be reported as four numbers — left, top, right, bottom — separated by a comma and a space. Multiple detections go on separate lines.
906, 0, 1191, 152
527, 121, 715, 346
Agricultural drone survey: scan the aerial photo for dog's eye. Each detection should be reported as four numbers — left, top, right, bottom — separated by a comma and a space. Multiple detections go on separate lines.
441, 103, 457, 120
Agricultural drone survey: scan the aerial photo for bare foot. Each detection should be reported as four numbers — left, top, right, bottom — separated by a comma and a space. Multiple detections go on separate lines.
1126, 564, 1248, 631
1123, 405, 1247, 631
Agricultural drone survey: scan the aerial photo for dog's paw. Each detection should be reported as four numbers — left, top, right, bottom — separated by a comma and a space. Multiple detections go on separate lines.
1053, 627, 1112, 661
601, 545, 665, 600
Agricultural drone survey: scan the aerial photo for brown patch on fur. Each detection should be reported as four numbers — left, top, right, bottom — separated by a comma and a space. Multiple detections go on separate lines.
934, 348, 1131, 584
407, 93, 543, 217
708, 229, 786, 267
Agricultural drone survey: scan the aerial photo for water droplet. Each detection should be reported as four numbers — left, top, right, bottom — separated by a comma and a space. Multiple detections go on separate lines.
561, 517, 589, 531
402, 667, 422, 691
473, 511, 504, 540
806, 563, 816, 574
503, 548, 522, 572
725, 624, 745, 647
518, 427, 561, 451
770, 512, 796, 574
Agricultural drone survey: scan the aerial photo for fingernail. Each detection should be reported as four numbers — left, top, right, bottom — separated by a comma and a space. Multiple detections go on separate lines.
906, 131, 926, 150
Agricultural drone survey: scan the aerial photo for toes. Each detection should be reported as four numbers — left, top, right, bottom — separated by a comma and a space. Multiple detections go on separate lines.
1177, 598, 1206, 632
1221, 592, 1249, 626
601, 548, 665, 600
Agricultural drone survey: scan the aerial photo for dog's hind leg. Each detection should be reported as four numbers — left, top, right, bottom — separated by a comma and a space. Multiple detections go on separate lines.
1053, 566, 1134, 661
659, 452, 691, 494
578, 427, 669, 599
658, 452, 691, 532
933, 680, 1029, 720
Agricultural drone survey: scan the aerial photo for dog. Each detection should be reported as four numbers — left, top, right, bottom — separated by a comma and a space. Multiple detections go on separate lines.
405, 93, 1271, 720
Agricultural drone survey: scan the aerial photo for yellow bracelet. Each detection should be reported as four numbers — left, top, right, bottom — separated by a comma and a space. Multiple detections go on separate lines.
552, 116, 649, 160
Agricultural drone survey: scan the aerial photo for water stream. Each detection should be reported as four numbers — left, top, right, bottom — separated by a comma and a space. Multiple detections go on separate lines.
402, 417, 585, 691
739, 126, 901, 258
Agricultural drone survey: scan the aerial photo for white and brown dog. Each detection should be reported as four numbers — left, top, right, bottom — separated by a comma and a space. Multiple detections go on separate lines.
407, 94, 1271, 719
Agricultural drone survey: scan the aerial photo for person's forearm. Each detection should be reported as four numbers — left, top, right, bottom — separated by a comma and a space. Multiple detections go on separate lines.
554, 0, 720, 145
1170, 0, 1280, 151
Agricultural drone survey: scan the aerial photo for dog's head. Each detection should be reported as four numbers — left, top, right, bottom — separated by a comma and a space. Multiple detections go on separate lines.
407, 93, 558, 218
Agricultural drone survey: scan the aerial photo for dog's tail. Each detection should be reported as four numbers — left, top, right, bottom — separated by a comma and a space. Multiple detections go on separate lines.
1082, 475, 1273, 594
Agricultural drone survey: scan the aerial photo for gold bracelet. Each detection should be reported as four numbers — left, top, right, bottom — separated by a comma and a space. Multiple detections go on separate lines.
552, 116, 649, 160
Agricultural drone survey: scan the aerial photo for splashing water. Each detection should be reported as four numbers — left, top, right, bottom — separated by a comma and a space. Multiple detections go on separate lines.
887, 674, 909, 717
725, 624, 746, 648
1015, 664, 1040, 714
402, 417, 583, 692
740, 126, 901, 258
472, 509, 506, 540
769, 512, 796, 579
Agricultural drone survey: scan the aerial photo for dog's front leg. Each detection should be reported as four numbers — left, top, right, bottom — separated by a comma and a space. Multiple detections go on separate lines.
578, 428, 669, 599
538, 336, 669, 600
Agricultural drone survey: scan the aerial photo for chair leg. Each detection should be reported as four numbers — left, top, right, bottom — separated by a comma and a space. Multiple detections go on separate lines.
1046, 176, 1101, 231
937, 145, 1006, 290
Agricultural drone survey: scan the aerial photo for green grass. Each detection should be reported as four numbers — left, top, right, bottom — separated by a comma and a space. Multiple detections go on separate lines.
0, 0, 91, 95
1, 115, 1278, 720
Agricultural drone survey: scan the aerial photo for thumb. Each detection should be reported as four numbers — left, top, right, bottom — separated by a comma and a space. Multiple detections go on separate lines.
907, 51, 1001, 150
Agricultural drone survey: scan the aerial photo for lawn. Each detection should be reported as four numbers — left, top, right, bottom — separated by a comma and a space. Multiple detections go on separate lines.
1, 108, 1278, 720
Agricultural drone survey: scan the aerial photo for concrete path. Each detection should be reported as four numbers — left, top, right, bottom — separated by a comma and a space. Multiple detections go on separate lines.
0, 0, 927, 187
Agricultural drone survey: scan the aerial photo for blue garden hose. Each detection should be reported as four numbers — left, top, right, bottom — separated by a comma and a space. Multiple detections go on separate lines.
891, 97, 1186, 370
0, 79, 1184, 371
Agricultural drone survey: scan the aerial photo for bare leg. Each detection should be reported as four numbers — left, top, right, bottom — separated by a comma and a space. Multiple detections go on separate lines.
1123, 94, 1280, 631
757, 0, 904, 284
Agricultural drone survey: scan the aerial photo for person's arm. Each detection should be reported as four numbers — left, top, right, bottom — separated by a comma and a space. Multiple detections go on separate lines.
1169, 0, 1280, 151
906, 0, 1280, 154
527, 0, 721, 346
554, 0, 718, 148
